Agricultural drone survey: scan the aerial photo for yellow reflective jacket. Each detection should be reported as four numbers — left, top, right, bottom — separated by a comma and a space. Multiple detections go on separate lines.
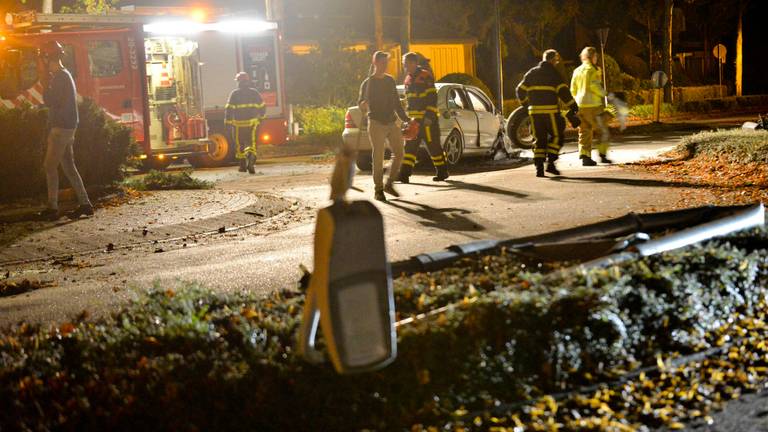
570, 62, 605, 108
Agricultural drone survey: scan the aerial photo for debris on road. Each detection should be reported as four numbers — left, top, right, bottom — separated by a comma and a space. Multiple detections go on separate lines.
0, 279, 55, 298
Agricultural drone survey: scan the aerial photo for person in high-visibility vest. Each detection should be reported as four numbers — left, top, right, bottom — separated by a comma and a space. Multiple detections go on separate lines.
225, 72, 266, 174
399, 52, 449, 183
571, 46, 612, 166
516, 49, 578, 178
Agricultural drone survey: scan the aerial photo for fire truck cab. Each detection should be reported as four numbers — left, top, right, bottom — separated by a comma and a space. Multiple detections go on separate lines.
0, 12, 211, 170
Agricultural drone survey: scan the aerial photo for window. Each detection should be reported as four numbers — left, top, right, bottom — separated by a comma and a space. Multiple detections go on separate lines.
62, 45, 77, 78
467, 90, 491, 113
88, 40, 122, 77
447, 88, 465, 109
19, 48, 38, 90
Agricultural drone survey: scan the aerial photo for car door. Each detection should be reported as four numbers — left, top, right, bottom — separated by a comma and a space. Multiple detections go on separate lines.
465, 87, 501, 148
444, 86, 478, 147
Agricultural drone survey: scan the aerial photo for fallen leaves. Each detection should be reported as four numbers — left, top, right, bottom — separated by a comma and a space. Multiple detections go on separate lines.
0, 279, 55, 297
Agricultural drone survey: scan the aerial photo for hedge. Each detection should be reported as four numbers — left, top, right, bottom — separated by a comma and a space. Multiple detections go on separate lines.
1, 228, 767, 430
0, 99, 134, 202
292, 105, 346, 136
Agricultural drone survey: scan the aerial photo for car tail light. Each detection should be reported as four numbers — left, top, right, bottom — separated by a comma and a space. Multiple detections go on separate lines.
345, 111, 356, 129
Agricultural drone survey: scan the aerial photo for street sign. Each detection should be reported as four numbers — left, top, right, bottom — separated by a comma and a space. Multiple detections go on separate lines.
712, 44, 727, 64
712, 44, 726, 97
651, 70, 668, 89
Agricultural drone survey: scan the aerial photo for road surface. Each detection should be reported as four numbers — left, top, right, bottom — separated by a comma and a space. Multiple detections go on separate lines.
0, 130, 690, 327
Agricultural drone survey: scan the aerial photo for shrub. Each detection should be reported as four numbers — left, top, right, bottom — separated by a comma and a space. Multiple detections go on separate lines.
293, 105, 346, 136
1, 229, 767, 430
629, 103, 678, 119
123, 169, 213, 191
0, 104, 48, 201
677, 129, 768, 164
0, 99, 135, 202
438, 73, 494, 100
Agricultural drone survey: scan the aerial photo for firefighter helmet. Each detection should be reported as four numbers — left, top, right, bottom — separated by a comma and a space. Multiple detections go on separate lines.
39, 41, 65, 59
235, 72, 251, 82
402, 120, 420, 141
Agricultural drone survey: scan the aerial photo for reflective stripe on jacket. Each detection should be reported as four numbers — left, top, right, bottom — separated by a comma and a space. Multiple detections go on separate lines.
404, 66, 439, 122
570, 62, 605, 108
224, 86, 266, 126
516, 61, 577, 114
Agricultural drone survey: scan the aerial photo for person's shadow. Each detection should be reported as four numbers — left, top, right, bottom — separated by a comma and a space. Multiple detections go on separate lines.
385, 199, 485, 232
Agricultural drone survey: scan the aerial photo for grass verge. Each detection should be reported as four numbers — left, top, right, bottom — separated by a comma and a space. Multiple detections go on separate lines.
628, 129, 768, 208
123, 169, 213, 191
1, 229, 767, 430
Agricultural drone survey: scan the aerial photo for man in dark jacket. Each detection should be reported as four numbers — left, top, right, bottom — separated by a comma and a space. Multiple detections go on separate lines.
38, 40, 93, 221
516, 49, 579, 177
225, 72, 266, 174
358, 51, 408, 201
399, 52, 448, 183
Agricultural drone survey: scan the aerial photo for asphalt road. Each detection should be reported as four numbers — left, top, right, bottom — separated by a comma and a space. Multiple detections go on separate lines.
2, 123, 766, 431
1, 130, 689, 327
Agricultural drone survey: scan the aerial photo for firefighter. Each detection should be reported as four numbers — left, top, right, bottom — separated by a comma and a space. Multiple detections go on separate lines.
225, 72, 266, 174
516, 49, 579, 177
571, 46, 612, 166
399, 52, 449, 183
37, 40, 93, 221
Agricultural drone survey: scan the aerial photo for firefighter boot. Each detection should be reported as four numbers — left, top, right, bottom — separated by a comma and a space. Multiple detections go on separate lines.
433, 165, 450, 182
535, 159, 545, 178
374, 190, 387, 202
246, 154, 256, 175
546, 162, 561, 176
238, 159, 247, 172
398, 164, 413, 184
600, 154, 614, 164
581, 155, 597, 166
546, 154, 561, 176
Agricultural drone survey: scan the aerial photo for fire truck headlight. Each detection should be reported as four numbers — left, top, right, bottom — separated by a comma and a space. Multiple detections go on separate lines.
212, 20, 278, 34
144, 21, 207, 35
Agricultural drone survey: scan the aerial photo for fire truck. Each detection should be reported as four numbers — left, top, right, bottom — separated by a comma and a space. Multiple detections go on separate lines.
0, 11, 288, 169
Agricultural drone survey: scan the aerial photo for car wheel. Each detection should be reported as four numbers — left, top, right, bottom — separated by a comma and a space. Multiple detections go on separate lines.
443, 129, 464, 165
356, 151, 372, 171
188, 133, 233, 168
507, 107, 535, 150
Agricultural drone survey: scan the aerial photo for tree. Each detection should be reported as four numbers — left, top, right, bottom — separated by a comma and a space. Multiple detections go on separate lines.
58, 0, 117, 13
662, 0, 674, 102
629, 0, 664, 71
501, 0, 579, 59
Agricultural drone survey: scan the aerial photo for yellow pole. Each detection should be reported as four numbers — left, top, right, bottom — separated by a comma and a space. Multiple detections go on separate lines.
653, 88, 662, 123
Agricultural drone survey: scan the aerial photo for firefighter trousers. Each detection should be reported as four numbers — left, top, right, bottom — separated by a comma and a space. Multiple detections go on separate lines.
577, 106, 610, 157
229, 124, 259, 166
400, 121, 446, 179
530, 112, 565, 162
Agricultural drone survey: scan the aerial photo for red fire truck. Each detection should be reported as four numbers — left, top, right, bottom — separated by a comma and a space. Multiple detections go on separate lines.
0, 11, 289, 169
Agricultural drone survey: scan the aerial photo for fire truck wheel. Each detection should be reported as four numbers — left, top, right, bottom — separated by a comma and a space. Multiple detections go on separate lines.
189, 133, 234, 168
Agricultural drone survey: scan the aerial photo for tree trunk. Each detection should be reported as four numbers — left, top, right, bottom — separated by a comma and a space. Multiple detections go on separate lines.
374, 0, 384, 51
400, 0, 411, 56
662, 0, 674, 102
647, 15, 653, 71
736, 2, 744, 96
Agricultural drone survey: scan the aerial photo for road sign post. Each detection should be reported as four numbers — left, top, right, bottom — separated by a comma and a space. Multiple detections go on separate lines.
597, 28, 610, 105
651, 70, 668, 124
712, 44, 727, 98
